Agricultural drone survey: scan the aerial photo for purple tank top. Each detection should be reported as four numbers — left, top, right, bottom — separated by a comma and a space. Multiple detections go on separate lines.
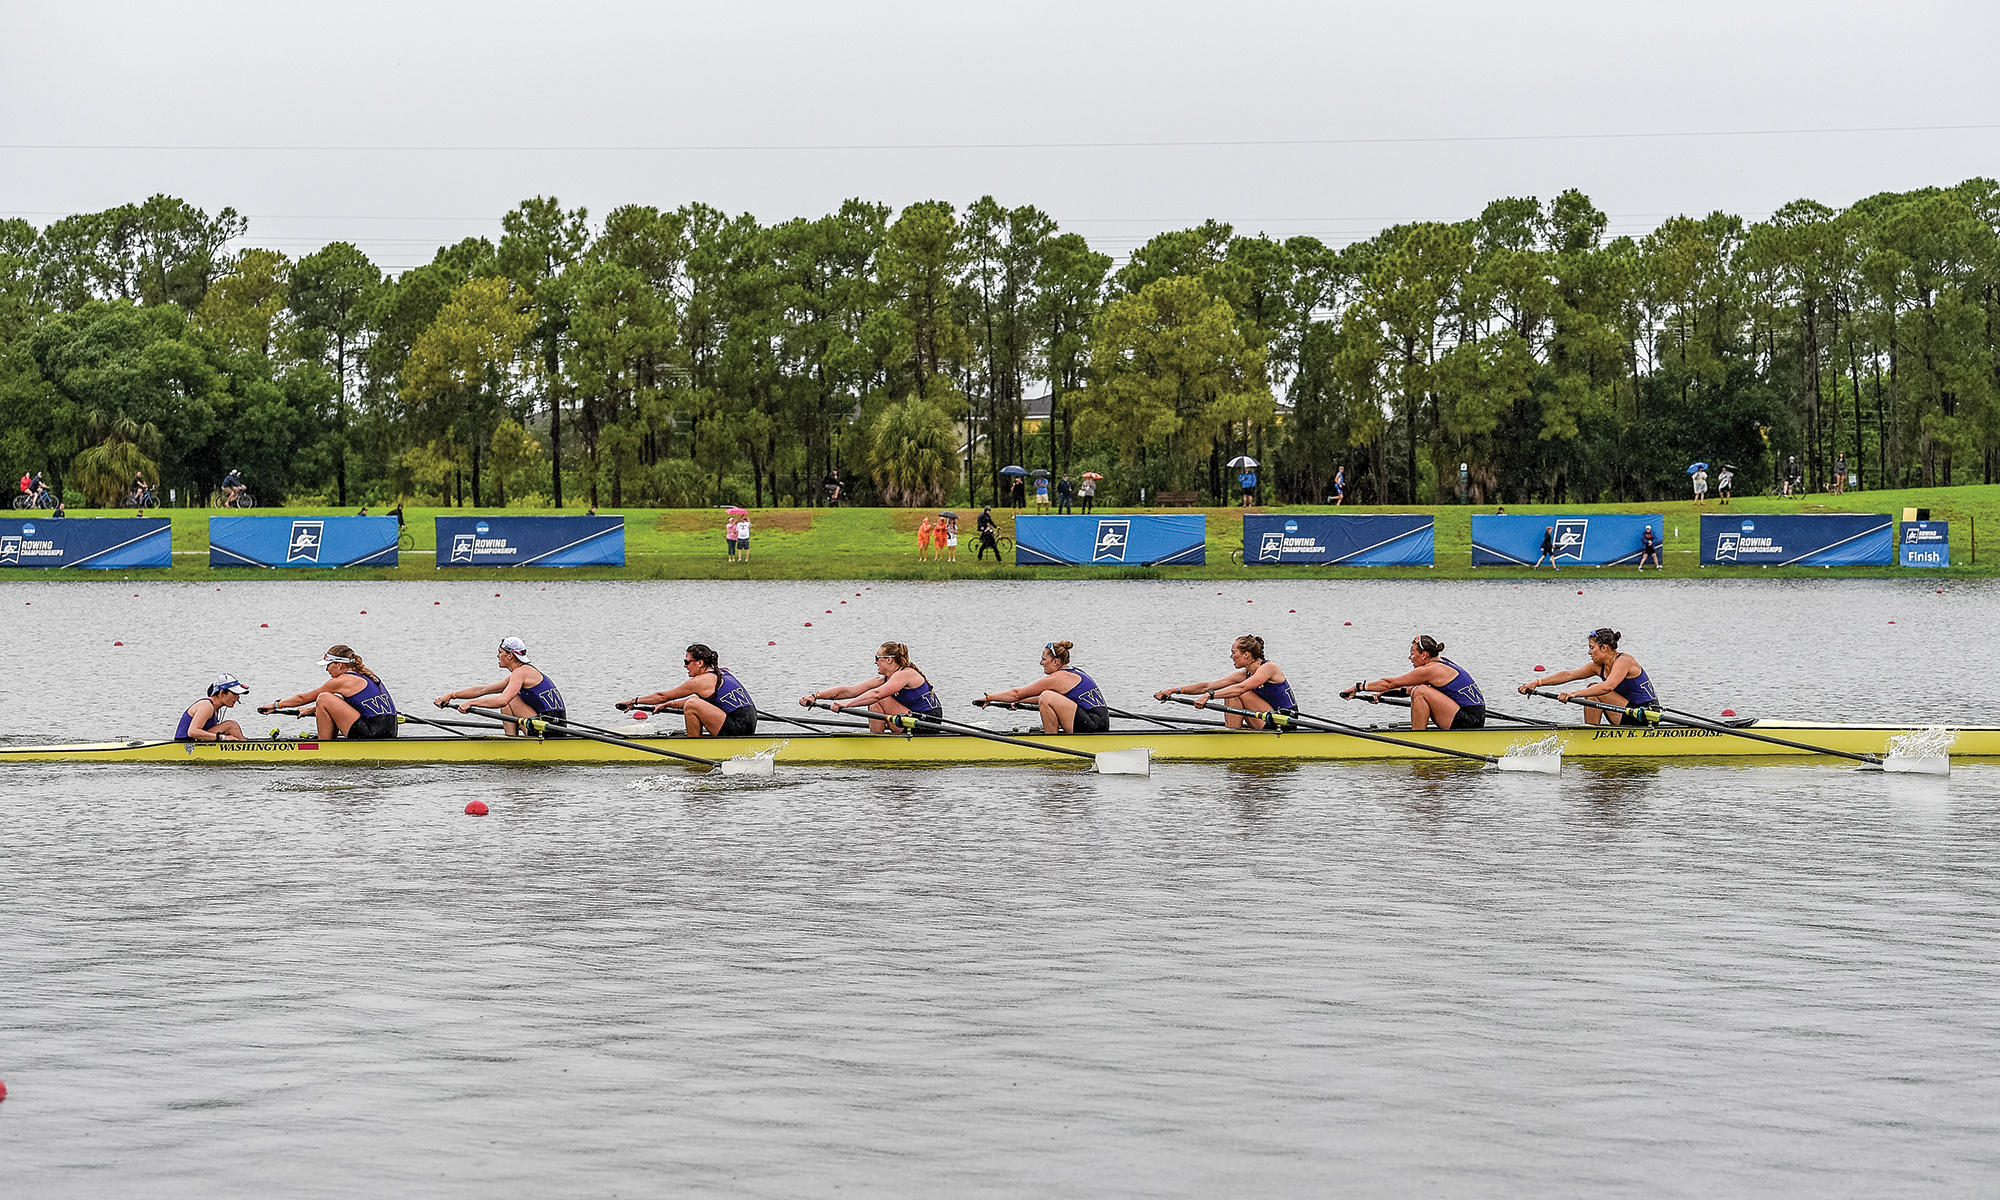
1437, 658, 1485, 709
892, 672, 940, 714
175, 699, 220, 740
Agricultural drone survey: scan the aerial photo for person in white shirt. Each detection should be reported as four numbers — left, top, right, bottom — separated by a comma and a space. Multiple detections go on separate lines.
1717, 466, 1734, 506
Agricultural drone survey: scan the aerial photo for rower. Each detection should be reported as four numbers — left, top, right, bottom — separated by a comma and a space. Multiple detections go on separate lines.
800, 641, 943, 733
176, 675, 249, 742
978, 641, 1110, 735
619, 643, 757, 737
434, 636, 566, 736
259, 645, 399, 740
1341, 634, 1487, 730
1519, 627, 1659, 725
1153, 634, 1297, 729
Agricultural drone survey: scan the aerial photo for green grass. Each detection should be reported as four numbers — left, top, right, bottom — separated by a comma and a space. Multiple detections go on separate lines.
15, 484, 1994, 581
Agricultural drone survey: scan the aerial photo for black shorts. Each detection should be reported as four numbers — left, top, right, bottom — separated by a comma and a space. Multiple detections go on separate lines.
717, 707, 758, 737
1069, 707, 1110, 734
1449, 705, 1486, 731
348, 713, 398, 740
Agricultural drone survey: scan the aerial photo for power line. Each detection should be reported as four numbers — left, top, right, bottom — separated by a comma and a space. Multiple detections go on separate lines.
3, 122, 1997, 153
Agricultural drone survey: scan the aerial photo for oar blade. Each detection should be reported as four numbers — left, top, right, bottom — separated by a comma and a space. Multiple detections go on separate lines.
1093, 748, 1152, 776
715, 753, 778, 778
1881, 755, 1949, 776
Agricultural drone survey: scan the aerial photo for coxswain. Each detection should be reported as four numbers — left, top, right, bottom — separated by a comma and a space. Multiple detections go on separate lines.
176, 675, 249, 742
1519, 627, 1659, 724
1153, 634, 1297, 729
799, 642, 943, 733
1341, 634, 1487, 730
434, 636, 566, 736
259, 645, 398, 739
977, 640, 1110, 734
620, 643, 757, 737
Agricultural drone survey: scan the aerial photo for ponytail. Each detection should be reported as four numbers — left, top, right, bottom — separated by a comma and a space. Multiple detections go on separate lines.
1046, 640, 1074, 665
1234, 634, 1266, 661
325, 644, 380, 682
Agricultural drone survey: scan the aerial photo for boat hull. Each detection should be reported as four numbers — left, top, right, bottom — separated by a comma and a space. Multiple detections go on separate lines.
0, 721, 1989, 766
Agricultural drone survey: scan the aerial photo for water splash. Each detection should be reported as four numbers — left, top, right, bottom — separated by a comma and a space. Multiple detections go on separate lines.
1887, 727, 1957, 760
1504, 733, 1563, 759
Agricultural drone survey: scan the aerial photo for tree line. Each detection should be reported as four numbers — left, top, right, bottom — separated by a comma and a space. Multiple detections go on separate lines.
3, 182, 1997, 510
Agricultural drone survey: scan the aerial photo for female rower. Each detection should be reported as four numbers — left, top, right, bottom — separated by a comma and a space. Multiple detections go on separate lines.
978, 641, 1109, 734
1153, 634, 1297, 729
176, 675, 249, 742
259, 645, 398, 740
434, 636, 566, 736
800, 641, 942, 733
1340, 634, 1487, 730
620, 643, 757, 737
1518, 627, 1659, 724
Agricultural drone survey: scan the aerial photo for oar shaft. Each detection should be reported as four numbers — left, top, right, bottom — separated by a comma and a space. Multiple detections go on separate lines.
1166, 696, 1500, 765
468, 707, 722, 767
1107, 705, 1231, 729
816, 700, 1095, 762
1523, 689, 1880, 764
1359, 691, 1557, 727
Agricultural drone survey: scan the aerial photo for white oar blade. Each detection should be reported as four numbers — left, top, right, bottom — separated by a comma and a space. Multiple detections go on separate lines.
1093, 748, 1152, 776
1882, 756, 1949, 776
1495, 751, 1562, 775
715, 754, 778, 778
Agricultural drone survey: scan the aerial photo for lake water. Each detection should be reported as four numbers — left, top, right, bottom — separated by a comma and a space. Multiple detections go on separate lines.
4, 577, 1997, 1196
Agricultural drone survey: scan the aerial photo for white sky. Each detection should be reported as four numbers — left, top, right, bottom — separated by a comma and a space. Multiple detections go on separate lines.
4, 0, 1998, 273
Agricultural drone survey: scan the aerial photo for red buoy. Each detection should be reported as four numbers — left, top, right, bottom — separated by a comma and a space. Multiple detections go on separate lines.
1534, 665, 1545, 672
360, 610, 367, 614
1289, 609, 1296, 613
114, 641, 123, 646
0, 1078, 7, 1101
434, 601, 440, 605
464, 800, 488, 816
767, 640, 776, 645
631, 711, 648, 720
1343, 621, 1351, 626
804, 622, 813, 627
1721, 709, 1737, 717
840, 600, 846, 604
260, 623, 268, 628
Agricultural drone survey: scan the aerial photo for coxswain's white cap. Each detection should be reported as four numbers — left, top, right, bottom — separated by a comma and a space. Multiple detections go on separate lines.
210, 675, 249, 695
499, 636, 531, 662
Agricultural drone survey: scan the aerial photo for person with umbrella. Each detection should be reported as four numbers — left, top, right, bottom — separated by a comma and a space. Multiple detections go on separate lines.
1079, 472, 1100, 514
939, 510, 960, 563
1001, 465, 1027, 509
1230, 455, 1258, 506
1688, 462, 1708, 506
724, 507, 747, 562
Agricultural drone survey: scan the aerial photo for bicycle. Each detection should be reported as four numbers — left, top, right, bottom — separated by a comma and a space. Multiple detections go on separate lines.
125, 486, 158, 509
398, 528, 417, 551
13, 491, 54, 510
216, 491, 257, 509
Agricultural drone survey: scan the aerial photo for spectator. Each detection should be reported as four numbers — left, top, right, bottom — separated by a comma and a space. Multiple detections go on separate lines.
1332, 466, 1345, 506
944, 516, 959, 563
1077, 474, 1096, 514
737, 513, 751, 563
1034, 474, 1051, 511
51, 495, 65, 518
1832, 451, 1847, 495
389, 503, 406, 528
1716, 465, 1734, 506
1009, 474, 1025, 510
823, 470, 844, 507
357, 505, 369, 517
977, 507, 1002, 561
1783, 456, 1802, 497
1535, 525, 1560, 571
1238, 466, 1257, 507
1692, 467, 1708, 506
917, 515, 933, 562
1057, 474, 1074, 514
724, 513, 740, 562
1638, 525, 1661, 571
1495, 505, 1507, 516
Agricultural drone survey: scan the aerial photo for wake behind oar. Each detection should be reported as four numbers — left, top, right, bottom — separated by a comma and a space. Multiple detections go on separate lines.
1167, 695, 1560, 774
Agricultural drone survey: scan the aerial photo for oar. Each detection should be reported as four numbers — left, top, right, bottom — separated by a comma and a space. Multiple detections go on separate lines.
466, 706, 774, 777
752, 707, 885, 732
1109, 704, 1232, 730
397, 712, 481, 738
813, 700, 1150, 775
1357, 690, 1559, 728
1164, 695, 1560, 774
1522, 689, 1946, 775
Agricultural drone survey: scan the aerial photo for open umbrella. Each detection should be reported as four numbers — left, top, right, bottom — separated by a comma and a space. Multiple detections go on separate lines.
1226, 455, 1258, 468
726, 506, 748, 515
1030, 468, 1051, 477
1686, 462, 1708, 474
1081, 472, 1103, 480
999, 465, 1028, 477
938, 510, 958, 519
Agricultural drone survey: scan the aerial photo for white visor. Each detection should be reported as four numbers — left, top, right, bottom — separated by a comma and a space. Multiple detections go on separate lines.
319, 654, 355, 666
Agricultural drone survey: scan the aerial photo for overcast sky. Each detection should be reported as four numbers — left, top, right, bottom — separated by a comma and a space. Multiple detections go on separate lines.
5, 0, 1998, 273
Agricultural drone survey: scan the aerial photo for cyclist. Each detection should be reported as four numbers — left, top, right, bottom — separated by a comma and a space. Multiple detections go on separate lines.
221, 468, 246, 507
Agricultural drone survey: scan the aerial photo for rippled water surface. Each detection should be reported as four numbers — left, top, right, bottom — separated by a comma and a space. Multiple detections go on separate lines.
5, 577, 1998, 1196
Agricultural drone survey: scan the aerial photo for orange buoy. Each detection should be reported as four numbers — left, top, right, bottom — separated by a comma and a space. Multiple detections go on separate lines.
464, 800, 489, 816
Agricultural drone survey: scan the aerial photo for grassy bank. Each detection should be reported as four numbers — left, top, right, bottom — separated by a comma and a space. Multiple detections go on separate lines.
13, 484, 1994, 581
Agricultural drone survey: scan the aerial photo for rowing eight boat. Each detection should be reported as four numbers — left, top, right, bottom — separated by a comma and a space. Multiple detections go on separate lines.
0, 720, 1983, 766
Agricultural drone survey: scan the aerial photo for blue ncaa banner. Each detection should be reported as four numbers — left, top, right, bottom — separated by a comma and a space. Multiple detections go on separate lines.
1699, 513, 1893, 566
435, 515, 625, 568
1899, 521, 1949, 568
1015, 514, 1206, 565
1471, 514, 1665, 567
209, 516, 399, 568
0, 517, 171, 569
1242, 514, 1434, 565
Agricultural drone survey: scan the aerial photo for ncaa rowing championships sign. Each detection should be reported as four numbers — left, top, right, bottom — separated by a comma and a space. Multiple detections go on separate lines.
434, 515, 625, 567
0, 517, 172, 569
1470, 513, 1663, 567
208, 516, 399, 568
1241, 514, 1434, 565
1699, 513, 1893, 567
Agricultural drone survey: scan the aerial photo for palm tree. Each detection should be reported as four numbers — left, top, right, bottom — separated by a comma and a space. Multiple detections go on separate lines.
71, 410, 163, 507
870, 396, 959, 507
